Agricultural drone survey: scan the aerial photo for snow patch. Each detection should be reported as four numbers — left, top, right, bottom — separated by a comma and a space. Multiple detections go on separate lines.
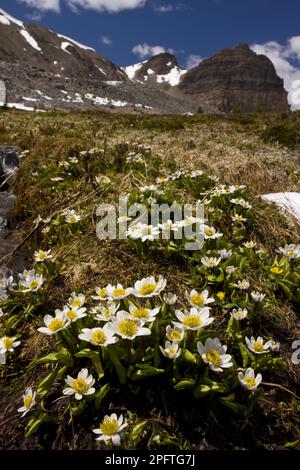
20, 29, 42, 53
123, 61, 145, 80
6, 103, 35, 112
0, 8, 23, 27
104, 81, 122, 86
57, 34, 95, 52
36, 90, 53, 101
23, 97, 38, 102
61, 42, 72, 55
96, 66, 107, 75
262, 193, 300, 222
147, 69, 155, 75
0, 15, 10, 25
156, 66, 186, 86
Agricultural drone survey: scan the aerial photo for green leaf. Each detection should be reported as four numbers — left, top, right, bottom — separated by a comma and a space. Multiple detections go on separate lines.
182, 350, 197, 364
130, 420, 149, 446
108, 348, 126, 385
25, 412, 50, 438
94, 383, 110, 410
37, 370, 58, 398
130, 364, 164, 381
239, 342, 252, 367
193, 379, 226, 398
278, 280, 293, 300
174, 379, 196, 390
36, 348, 73, 366
75, 349, 104, 379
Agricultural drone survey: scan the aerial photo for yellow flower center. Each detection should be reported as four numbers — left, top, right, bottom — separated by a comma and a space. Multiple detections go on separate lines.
24, 395, 33, 409
132, 308, 149, 320
29, 280, 39, 290
183, 315, 202, 329
118, 319, 138, 337
140, 282, 156, 296
270, 267, 283, 274
113, 288, 126, 297
2, 337, 14, 349
71, 299, 82, 307
91, 329, 107, 345
253, 341, 264, 352
66, 310, 77, 321
71, 378, 89, 394
38, 252, 46, 260
190, 293, 205, 307
48, 318, 65, 332
206, 350, 221, 367
168, 330, 182, 341
69, 216, 77, 223
169, 348, 177, 356
97, 288, 107, 299
205, 228, 214, 236
244, 377, 256, 389
100, 418, 119, 436
103, 309, 111, 318
217, 292, 225, 300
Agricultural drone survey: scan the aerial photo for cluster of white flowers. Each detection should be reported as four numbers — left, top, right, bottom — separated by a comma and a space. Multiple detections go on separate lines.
19, 270, 44, 292
276, 244, 300, 261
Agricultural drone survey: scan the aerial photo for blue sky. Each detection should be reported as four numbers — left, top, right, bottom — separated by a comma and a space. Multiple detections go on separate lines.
1, 0, 300, 68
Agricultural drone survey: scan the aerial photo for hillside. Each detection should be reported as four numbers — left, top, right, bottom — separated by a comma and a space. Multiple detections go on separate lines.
0, 109, 300, 450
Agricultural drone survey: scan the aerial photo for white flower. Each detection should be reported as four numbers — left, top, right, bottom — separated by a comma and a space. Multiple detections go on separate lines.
230, 308, 248, 320
94, 301, 119, 321
106, 283, 133, 300
175, 216, 202, 228
64, 210, 81, 224
0, 335, 21, 354
201, 225, 223, 239
230, 198, 252, 210
95, 175, 111, 185
166, 324, 184, 342
197, 337, 233, 372
238, 368, 262, 391
0, 308, 3, 317
157, 220, 179, 234
245, 336, 272, 354
243, 241, 256, 249
163, 292, 177, 305
20, 273, 44, 292
34, 249, 52, 263
185, 289, 214, 308
126, 223, 160, 242
218, 249, 232, 260
201, 257, 221, 268
173, 307, 214, 331
79, 324, 118, 346
276, 244, 300, 261
132, 276, 166, 298
251, 291, 266, 303
160, 341, 182, 360
226, 265, 237, 275
91, 286, 109, 301
17, 388, 36, 417
50, 177, 64, 182
231, 213, 247, 223
68, 292, 86, 308
93, 413, 128, 446
110, 311, 151, 340
234, 279, 250, 290
139, 185, 158, 193
268, 340, 280, 352
60, 306, 87, 323
0, 274, 15, 292
37, 311, 70, 335
127, 302, 159, 323
63, 368, 95, 400
190, 169, 203, 178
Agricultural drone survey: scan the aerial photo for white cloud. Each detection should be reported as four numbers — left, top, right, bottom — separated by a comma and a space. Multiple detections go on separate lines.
18, 0, 60, 12
132, 43, 169, 59
186, 54, 203, 69
65, 0, 146, 13
100, 35, 112, 45
154, 4, 174, 12
251, 37, 300, 109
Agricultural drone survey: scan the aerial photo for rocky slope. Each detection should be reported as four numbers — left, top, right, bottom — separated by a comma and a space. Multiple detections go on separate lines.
179, 44, 289, 113
0, 9, 197, 114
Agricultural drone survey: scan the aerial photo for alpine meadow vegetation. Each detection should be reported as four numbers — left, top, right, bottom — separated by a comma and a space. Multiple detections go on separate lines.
1, 109, 300, 450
